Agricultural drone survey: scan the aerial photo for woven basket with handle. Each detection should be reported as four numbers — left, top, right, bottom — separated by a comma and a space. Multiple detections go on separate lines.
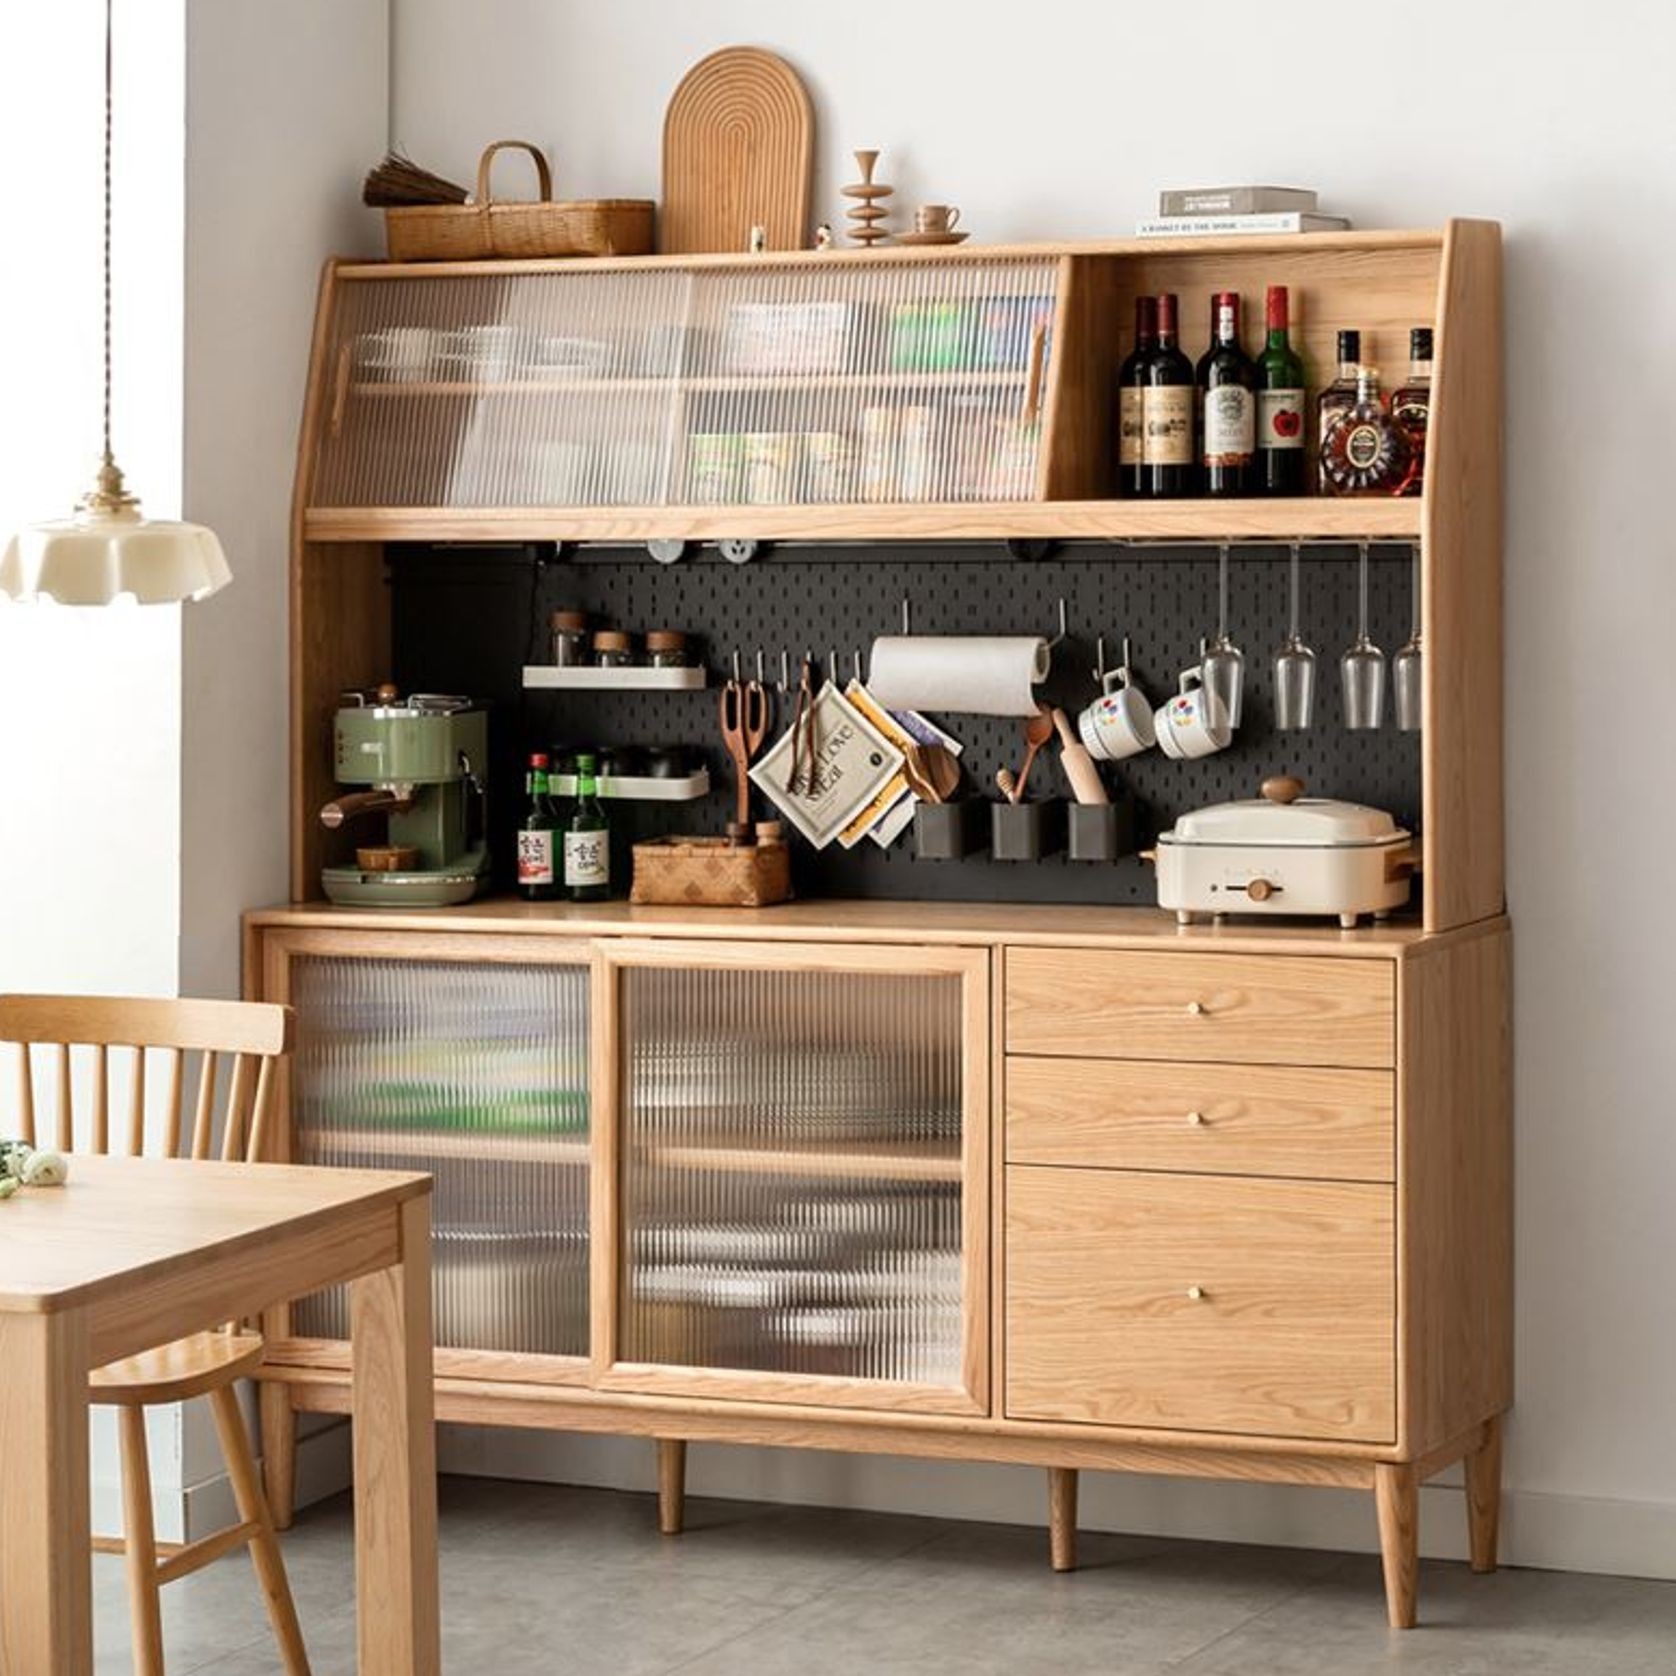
384, 141, 654, 262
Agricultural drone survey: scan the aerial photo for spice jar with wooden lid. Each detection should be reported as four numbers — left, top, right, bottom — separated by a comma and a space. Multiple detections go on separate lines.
645, 629, 689, 668
593, 629, 635, 668
551, 609, 589, 667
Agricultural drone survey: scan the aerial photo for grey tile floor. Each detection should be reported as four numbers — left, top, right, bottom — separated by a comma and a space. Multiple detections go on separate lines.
93, 1476, 1676, 1675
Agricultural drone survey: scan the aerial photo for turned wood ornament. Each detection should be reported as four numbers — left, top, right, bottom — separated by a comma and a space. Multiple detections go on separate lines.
841, 149, 893, 247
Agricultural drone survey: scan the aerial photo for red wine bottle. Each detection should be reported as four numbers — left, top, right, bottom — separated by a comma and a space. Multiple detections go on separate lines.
1255, 285, 1307, 495
1117, 295, 1157, 497
1196, 291, 1256, 497
1141, 293, 1195, 498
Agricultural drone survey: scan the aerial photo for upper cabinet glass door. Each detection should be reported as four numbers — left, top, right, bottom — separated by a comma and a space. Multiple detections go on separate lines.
309, 255, 1062, 512
601, 941, 990, 1414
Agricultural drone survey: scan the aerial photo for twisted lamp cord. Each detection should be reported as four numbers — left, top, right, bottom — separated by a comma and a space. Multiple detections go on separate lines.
102, 0, 113, 466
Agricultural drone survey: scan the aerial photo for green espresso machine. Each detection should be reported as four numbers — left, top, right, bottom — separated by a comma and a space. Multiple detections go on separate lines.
319, 686, 489, 907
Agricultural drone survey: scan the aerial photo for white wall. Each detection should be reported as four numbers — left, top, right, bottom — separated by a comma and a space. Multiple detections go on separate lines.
175, 0, 388, 1519
392, 0, 1676, 1575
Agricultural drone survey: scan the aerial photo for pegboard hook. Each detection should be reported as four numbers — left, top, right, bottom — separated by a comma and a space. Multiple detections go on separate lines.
1092, 634, 1107, 685
900, 596, 912, 635
1045, 597, 1068, 650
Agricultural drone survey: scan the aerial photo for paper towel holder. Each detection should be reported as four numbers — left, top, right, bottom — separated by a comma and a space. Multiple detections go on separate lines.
897, 594, 1067, 648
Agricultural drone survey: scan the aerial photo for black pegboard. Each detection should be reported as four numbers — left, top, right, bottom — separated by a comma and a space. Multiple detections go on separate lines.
389, 540, 1422, 906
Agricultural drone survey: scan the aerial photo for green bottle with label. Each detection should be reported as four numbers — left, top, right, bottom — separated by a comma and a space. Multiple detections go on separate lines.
564, 754, 611, 902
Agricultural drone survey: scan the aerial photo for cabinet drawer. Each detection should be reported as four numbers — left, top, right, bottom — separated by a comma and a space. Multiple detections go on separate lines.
1005, 948, 1394, 1069
1006, 1166, 1394, 1441
1005, 1058, 1394, 1182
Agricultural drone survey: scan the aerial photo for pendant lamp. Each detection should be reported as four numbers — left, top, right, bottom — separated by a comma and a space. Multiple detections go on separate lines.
0, 0, 230, 605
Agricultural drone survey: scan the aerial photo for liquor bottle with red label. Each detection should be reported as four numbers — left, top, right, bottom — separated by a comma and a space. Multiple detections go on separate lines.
1196, 291, 1256, 497
517, 752, 560, 901
1254, 285, 1307, 495
1390, 326, 1432, 496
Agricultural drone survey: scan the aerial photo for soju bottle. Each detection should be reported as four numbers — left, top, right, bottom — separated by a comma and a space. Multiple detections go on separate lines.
517, 752, 560, 902
564, 753, 611, 902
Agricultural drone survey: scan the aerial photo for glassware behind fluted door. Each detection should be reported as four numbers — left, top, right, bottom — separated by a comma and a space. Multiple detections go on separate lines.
1340, 541, 1387, 731
1273, 542, 1317, 731
1393, 542, 1423, 732
1201, 543, 1245, 727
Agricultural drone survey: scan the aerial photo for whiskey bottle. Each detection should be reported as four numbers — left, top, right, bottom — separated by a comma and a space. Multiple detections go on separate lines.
1321, 366, 1413, 496
1117, 295, 1158, 497
1254, 285, 1307, 495
1316, 329, 1362, 492
1390, 327, 1432, 496
1142, 293, 1195, 498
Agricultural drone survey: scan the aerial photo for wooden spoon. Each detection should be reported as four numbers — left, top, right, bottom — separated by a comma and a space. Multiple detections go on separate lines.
1013, 709, 1055, 803
917, 742, 962, 801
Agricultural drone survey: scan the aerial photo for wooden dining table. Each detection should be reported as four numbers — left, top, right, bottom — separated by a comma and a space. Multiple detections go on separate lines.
0, 1152, 440, 1675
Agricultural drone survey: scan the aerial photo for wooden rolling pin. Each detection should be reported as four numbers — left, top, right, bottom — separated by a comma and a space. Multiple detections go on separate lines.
1051, 709, 1109, 806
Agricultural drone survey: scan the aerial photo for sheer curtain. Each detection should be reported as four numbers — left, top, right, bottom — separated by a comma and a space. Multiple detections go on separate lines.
0, 2, 184, 996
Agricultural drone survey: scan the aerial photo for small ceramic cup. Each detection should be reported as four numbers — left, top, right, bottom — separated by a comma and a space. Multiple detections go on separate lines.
1155, 668, 1233, 760
1077, 669, 1155, 761
914, 204, 961, 235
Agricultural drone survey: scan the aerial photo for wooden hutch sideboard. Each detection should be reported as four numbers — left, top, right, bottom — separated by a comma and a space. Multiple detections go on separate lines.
247, 221, 1508, 1628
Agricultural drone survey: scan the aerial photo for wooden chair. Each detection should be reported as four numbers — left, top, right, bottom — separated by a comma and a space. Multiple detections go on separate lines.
0, 994, 310, 1676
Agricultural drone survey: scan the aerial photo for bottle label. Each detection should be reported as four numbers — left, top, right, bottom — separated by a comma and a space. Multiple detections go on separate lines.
1345, 423, 1383, 471
517, 830, 555, 886
1202, 385, 1254, 463
564, 829, 609, 888
1118, 388, 1144, 466
1258, 388, 1305, 450
1142, 386, 1193, 465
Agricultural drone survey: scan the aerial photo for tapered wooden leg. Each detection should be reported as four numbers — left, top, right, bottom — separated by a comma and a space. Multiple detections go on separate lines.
118, 1405, 167, 1676
1465, 1416, 1503, 1574
0, 1310, 93, 1675
259, 1377, 298, 1531
657, 1439, 687, 1536
1375, 1463, 1419, 1628
1048, 1467, 1078, 1573
350, 1195, 440, 1676
210, 1385, 310, 1675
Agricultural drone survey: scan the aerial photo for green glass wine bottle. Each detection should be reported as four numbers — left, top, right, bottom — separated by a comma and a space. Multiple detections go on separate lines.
1255, 285, 1308, 495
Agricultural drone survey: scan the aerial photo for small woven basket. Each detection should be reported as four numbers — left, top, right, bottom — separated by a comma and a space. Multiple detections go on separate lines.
384, 141, 654, 262
630, 838, 791, 908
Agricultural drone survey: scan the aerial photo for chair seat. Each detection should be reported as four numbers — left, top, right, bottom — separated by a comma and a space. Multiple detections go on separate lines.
90, 1330, 266, 1405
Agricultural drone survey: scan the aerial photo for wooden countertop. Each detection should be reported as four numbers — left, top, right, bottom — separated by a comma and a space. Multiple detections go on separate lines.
247, 897, 1505, 959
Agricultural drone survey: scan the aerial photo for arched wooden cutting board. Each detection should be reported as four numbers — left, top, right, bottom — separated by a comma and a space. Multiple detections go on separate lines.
661, 46, 814, 253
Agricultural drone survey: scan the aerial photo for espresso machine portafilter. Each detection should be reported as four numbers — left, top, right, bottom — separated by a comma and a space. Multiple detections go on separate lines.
319, 685, 489, 907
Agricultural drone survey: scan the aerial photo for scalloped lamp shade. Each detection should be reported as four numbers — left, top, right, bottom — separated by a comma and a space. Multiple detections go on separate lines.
1, 504, 231, 605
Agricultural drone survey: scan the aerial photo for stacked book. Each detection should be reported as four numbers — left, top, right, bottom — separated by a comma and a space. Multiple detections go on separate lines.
1137, 186, 1350, 239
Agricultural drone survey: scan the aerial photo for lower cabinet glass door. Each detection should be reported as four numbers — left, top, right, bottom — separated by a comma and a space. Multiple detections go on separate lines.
284, 949, 590, 1359
605, 943, 988, 1412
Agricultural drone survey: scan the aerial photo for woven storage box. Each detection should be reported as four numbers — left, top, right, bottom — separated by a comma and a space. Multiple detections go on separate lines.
631, 838, 791, 908
385, 141, 654, 262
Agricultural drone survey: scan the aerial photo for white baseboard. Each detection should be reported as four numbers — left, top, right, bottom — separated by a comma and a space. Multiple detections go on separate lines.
422, 1427, 1676, 1583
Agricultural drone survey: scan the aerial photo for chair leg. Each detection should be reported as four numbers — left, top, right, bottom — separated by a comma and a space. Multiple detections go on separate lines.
209, 1386, 311, 1676
1465, 1415, 1503, 1574
118, 1405, 166, 1676
259, 1380, 298, 1531
657, 1438, 687, 1536
1048, 1467, 1078, 1572
1374, 1462, 1419, 1629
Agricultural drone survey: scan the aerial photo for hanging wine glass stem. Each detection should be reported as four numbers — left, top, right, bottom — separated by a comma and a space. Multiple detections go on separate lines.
1357, 542, 1372, 643
1410, 542, 1422, 643
1288, 544, 1301, 641
1217, 544, 1230, 640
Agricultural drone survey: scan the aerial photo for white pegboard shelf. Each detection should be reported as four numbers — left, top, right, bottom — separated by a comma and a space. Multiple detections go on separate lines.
548, 769, 710, 802
523, 665, 707, 692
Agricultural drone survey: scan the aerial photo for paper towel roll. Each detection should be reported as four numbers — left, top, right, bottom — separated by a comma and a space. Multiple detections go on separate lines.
867, 636, 1050, 717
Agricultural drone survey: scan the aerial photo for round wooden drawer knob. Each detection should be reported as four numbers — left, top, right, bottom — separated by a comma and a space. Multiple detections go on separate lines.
1186, 1286, 1206, 1301
1186, 1111, 1205, 1126
1186, 1000, 1206, 1017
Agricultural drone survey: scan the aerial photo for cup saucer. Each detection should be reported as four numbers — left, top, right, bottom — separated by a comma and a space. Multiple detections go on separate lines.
894, 230, 970, 246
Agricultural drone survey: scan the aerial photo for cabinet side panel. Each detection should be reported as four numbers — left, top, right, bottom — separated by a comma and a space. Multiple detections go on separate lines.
1423, 218, 1504, 930
1398, 927, 1513, 1453
292, 539, 389, 899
